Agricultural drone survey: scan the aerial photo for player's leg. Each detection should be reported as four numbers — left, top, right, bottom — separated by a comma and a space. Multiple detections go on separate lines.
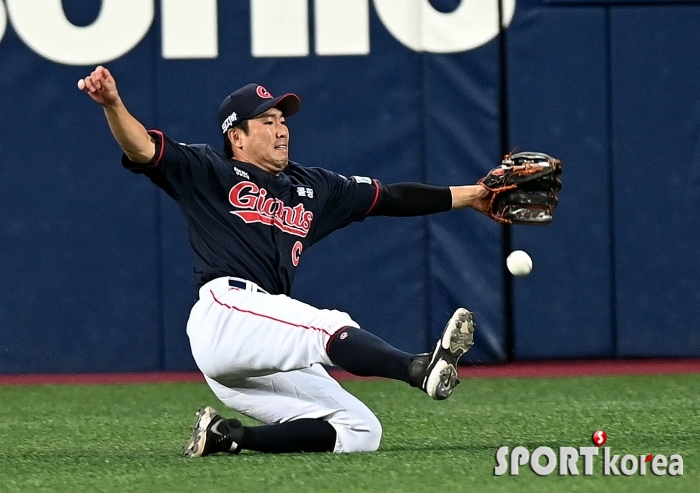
189, 277, 475, 400
327, 307, 476, 400
183, 364, 382, 456
188, 280, 356, 377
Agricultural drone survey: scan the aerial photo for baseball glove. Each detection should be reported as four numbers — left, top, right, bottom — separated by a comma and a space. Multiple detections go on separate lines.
478, 151, 562, 225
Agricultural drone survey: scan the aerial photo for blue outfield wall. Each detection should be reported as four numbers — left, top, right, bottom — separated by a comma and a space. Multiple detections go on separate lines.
0, 0, 698, 373
610, 6, 700, 356
507, 5, 615, 359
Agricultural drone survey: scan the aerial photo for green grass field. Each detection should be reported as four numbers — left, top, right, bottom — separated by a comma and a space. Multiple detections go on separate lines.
1, 373, 698, 492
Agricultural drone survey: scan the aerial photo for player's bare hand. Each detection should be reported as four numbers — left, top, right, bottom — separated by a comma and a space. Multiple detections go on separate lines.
77, 66, 120, 106
471, 184, 493, 214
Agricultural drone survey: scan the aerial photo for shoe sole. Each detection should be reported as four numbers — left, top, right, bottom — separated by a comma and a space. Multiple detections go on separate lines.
182, 406, 218, 457
425, 308, 476, 400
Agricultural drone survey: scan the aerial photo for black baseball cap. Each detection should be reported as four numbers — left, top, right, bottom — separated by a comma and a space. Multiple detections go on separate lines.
219, 83, 301, 157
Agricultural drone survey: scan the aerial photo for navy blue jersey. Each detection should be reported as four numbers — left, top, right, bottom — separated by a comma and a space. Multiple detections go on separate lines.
122, 131, 381, 295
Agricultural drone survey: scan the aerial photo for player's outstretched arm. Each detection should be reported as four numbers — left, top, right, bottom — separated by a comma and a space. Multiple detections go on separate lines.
449, 185, 491, 214
78, 66, 155, 163
369, 182, 492, 218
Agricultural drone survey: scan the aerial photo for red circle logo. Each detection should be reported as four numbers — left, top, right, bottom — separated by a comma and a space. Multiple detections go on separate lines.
592, 430, 607, 447
257, 86, 273, 99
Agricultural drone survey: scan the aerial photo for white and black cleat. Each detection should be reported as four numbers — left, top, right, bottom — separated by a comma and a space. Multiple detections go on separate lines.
183, 406, 219, 457
413, 308, 476, 400
182, 406, 241, 457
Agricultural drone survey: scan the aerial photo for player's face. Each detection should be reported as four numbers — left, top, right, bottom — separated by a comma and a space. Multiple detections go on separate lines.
238, 108, 290, 174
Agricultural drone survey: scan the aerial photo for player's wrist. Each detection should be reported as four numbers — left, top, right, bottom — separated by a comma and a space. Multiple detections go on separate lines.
450, 185, 486, 210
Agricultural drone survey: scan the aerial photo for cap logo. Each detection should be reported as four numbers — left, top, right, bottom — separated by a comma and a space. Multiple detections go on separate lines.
221, 111, 238, 133
256, 86, 273, 99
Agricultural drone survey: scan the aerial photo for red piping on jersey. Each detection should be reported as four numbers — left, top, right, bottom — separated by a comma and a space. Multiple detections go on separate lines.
364, 179, 381, 216
149, 129, 166, 166
210, 290, 333, 337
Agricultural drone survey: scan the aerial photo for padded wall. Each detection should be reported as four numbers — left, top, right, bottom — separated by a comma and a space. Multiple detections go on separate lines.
610, 5, 700, 356
0, 7, 162, 372
0, 1, 504, 372
1, 1, 698, 373
507, 4, 615, 358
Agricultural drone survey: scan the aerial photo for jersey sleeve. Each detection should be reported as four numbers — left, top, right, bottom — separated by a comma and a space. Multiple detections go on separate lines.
121, 130, 206, 200
310, 169, 382, 243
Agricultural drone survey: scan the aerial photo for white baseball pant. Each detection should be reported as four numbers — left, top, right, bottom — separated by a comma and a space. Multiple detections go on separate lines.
186, 276, 382, 453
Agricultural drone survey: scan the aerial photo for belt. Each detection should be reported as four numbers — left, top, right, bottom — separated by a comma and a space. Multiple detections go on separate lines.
228, 277, 269, 294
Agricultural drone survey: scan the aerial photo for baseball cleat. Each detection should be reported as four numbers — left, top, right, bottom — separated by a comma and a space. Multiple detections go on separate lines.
409, 308, 476, 400
182, 406, 242, 457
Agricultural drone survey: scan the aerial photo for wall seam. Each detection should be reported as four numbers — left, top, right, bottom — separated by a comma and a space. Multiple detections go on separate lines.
498, 0, 514, 361
605, 6, 619, 357
154, 2, 165, 371
420, 51, 432, 353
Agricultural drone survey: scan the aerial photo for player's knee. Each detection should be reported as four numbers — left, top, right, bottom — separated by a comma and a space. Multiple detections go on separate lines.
361, 414, 383, 452
335, 412, 382, 453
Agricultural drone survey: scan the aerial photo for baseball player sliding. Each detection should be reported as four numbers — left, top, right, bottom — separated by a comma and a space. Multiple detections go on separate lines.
79, 65, 494, 456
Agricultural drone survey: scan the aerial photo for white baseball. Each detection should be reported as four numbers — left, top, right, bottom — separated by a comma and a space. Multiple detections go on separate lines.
507, 250, 533, 276
77, 79, 85, 90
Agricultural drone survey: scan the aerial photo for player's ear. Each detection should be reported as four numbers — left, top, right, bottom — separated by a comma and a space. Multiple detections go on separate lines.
228, 128, 242, 150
